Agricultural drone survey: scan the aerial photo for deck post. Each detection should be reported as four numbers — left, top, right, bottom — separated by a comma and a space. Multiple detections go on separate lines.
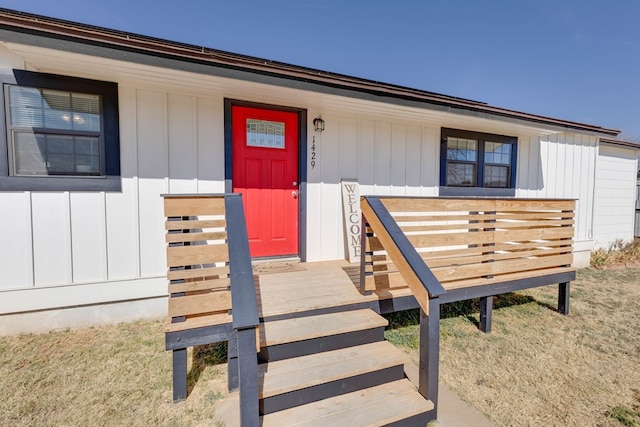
479, 296, 493, 333
172, 348, 188, 402
419, 297, 440, 417
227, 332, 239, 391
237, 327, 259, 427
359, 213, 369, 295
558, 282, 570, 315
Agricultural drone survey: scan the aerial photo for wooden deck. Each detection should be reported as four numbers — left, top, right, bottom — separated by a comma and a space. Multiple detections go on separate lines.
254, 260, 405, 319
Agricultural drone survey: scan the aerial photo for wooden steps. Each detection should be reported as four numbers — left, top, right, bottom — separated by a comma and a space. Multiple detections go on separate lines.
258, 309, 387, 361
261, 379, 434, 427
257, 307, 434, 424
260, 309, 387, 347
259, 341, 406, 414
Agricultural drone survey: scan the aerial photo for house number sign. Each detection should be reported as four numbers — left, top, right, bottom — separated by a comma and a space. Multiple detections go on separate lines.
310, 136, 317, 169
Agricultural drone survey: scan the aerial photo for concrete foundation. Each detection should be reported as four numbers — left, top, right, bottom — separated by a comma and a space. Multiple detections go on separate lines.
0, 296, 167, 336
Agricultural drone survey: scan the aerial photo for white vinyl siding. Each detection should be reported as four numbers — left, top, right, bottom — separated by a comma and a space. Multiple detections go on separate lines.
105, 86, 139, 280
593, 145, 638, 248
0, 192, 33, 289
516, 133, 598, 245
305, 115, 439, 261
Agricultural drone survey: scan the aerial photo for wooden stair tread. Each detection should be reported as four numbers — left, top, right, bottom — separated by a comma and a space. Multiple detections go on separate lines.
259, 309, 387, 347
259, 341, 404, 398
261, 379, 433, 427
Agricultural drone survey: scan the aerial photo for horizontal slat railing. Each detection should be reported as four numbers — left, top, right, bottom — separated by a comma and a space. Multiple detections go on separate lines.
164, 195, 232, 333
163, 194, 259, 426
362, 196, 575, 293
360, 197, 445, 314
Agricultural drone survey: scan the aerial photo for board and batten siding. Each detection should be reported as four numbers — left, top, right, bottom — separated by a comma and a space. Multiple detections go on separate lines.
0, 87, 225, 314
516, 133, 598, 250
307, 123, 599, 264
593, 145, 638, 248
305, 115, 439, 261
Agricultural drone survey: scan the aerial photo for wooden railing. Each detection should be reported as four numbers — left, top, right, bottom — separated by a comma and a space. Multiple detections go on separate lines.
163, 194, 259, 427
165, 195, 232, 333
360, 196, 576, 418
361, 197, 575, 294
225, 194, 260, 427
360, 197, 445, 313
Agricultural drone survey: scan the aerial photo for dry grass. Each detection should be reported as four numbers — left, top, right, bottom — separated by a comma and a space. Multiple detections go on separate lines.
2, 266, 639, 426
591, 239, 640, 269
386, 266, 640, 427
0, 321, 229, 426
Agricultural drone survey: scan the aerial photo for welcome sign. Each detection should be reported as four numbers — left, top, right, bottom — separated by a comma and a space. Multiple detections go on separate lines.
341, 180, 361, 263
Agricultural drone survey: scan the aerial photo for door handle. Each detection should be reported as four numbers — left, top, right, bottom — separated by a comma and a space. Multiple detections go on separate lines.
292, 191, 298, 199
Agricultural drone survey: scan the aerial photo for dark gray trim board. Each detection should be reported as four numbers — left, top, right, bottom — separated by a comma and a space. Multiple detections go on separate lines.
258, 327, 384, 362
172, 348, 188, 402
237, 328, 260, 427
0, 175, 121, 191
259, 365, 404, 415
297, 109, 308, 262
420, 301, 440, 413
479, 296, 493, 333
438, 186, 516, 197
558, 282, 570, 315
165, 323, 233, 351
373, 271, 576, 312
260, 301, 372, 322
223, 100, 233, 194
225, 193, 260, 330
436, 271, 576, 304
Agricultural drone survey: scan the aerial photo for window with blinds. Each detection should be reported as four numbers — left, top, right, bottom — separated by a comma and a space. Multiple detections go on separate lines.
7, 86, 103, 176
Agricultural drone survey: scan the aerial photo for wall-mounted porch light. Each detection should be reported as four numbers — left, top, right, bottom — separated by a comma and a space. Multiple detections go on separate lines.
313, 116, 325, 132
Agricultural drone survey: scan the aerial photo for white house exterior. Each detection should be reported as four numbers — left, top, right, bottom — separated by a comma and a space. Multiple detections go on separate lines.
593, 139, 639, 248
0, 9, 636, 335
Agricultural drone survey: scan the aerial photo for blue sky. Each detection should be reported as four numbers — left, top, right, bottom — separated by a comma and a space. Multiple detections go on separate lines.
2, 0, 639, 139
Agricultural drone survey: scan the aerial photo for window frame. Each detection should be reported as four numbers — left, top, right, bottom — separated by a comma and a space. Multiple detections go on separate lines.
0, 70, 120, 191
439, 127, 517, 197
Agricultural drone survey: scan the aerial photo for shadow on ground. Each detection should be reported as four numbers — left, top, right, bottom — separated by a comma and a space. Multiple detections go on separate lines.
186, 342, 228, 395
383, 292, 541, 330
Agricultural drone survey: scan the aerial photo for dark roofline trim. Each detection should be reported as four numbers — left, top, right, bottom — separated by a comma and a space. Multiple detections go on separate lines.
0, 8, 620, 137
600, 138, 640, 150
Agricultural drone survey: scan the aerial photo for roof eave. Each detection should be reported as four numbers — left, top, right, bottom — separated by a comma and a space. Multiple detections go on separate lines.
0, 8, 621, 137
600, 137, 640, 149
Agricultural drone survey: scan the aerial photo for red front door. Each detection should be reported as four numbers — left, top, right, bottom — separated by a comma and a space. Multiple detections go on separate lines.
232, 106, 299, 257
